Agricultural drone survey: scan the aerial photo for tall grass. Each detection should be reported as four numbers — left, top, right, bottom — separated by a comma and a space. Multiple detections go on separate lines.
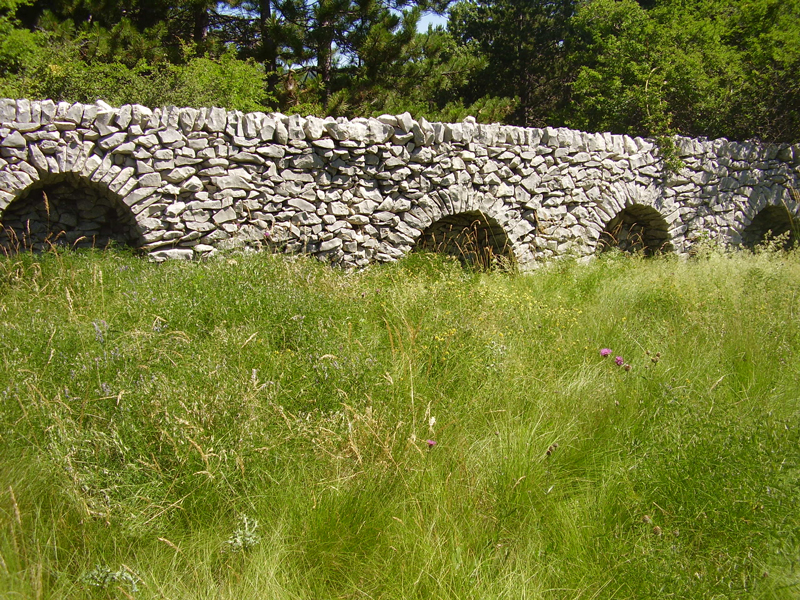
0, 246, 798, 599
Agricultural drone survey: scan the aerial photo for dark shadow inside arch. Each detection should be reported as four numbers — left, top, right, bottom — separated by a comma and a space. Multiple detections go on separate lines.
414, 211, 514, 269
741, 205, 796, 250
0, 176, 143, 253
598, 204, 672, 255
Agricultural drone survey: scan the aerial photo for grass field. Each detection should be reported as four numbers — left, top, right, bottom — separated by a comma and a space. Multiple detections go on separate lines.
0, 245, 798, 599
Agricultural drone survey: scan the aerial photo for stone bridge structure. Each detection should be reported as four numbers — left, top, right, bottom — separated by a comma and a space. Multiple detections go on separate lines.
1, 98, 799, 269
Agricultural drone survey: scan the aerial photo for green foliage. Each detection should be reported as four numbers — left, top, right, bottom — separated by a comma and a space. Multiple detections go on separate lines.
168, 50, 274, 111
333, 26, 515, 123
568, 0, 800, 143
1, 0, 799, 141
0, 248, 799, 598
0, 34, 273, 111
0, 0, 37, 77
449, 0, 576, 127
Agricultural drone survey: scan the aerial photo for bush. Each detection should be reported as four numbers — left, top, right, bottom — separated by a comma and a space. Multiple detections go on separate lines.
0, 32, 274, 111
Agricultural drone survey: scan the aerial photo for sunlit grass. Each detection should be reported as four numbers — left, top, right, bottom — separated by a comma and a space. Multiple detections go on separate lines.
0, 246, 798, 599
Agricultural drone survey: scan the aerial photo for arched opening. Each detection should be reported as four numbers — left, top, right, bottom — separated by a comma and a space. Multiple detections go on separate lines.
598, 204, 672, 255
0, 177, 143, 253
414, 211, 514, 269
741, 205, 796, 249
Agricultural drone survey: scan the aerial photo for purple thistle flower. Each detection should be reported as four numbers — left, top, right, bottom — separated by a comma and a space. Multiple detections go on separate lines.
615, 356, 624, 366
426, 439, 437, 448
600, 348, 612, 357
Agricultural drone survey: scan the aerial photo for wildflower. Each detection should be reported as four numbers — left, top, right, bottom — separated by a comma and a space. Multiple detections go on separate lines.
615, 356, 624, 366
426, 439, 437, 449
93, 320, 108, 343
600, 348, 612, 357
623, 364, 631, 371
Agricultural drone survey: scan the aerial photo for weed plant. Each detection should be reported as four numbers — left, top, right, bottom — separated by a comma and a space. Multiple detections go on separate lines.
0, 246, 798, 599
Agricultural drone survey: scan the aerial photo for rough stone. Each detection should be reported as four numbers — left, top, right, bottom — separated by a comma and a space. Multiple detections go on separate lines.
158, 129, 183, 144
2, 131, 26, 148
1, 99, 796, 267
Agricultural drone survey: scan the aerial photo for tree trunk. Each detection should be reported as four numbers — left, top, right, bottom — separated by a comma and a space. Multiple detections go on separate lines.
318, 22, 333, 108
193, 2, 209, 47
259, 0, 279, 92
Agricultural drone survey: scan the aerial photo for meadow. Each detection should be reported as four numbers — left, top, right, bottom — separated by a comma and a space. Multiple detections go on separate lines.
0, 245, 798, 599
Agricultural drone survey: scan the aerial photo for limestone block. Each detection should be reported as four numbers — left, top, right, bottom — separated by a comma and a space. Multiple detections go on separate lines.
347, 214, 369, 225
98, 132, 128, 151
182, 176, 204, 192
293, 153, 324, 169
230, 152, 264, 164
396, 112, 414, 134
303, 116, 326, 140
325, 121, 349, 141
130, 105, 152, 128
288, 198, 316, 212
256, 145, 284, 159
312, 138, 335, 150
267, 119, 285, 144
288, 115, 306, 140
213, 207, 237, 224
153, 158, 175, 170
354, 200, 377, 215
123, 186, 157, 207
347, 119, 369, 143
134, 134, 158, 148
29, 144, 48, 171
150, 248, 194, 261
368, 119, 393, 144
206, 107, 227, 132
329, 202, 349, 216
179, 108, 199, 133
242, 112, 266, 138
257, 115, 276, 141
187, 137, 208, 151
109, 166, 136, 193
0, 98, 16, 122
213, 169, 252, 190
16, 99, 31, 123
2, 131, 26, 148
319, 238, 343, 252
97, 164, 122, 187
158, 129, 182, 144
95, 110, 119, 136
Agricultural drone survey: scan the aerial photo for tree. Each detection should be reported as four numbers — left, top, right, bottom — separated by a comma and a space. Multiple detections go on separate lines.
568, 0, 800, 143
449, 0, 577, 127
0, 0, 38, 77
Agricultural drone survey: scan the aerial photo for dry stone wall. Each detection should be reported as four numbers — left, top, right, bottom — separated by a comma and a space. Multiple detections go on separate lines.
1, 98, 799, 268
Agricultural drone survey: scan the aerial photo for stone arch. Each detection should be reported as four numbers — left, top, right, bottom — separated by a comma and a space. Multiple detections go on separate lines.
741, 204, 797, 249
0, 173, 144, 253
396, 185, 536, 269
413, 210, 515, 268
597, 204, 673, 255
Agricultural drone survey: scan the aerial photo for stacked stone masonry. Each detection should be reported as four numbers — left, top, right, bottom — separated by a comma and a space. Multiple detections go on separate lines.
1, 98, 799, 268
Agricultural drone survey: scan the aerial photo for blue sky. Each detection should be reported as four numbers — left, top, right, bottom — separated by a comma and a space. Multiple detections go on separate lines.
417, 11, 448, 32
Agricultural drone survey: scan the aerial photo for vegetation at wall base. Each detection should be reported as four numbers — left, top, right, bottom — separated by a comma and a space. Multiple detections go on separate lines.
0, 246, 799, 599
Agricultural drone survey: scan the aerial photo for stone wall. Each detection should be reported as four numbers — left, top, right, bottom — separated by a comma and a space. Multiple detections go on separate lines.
1, 98, 799, 268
